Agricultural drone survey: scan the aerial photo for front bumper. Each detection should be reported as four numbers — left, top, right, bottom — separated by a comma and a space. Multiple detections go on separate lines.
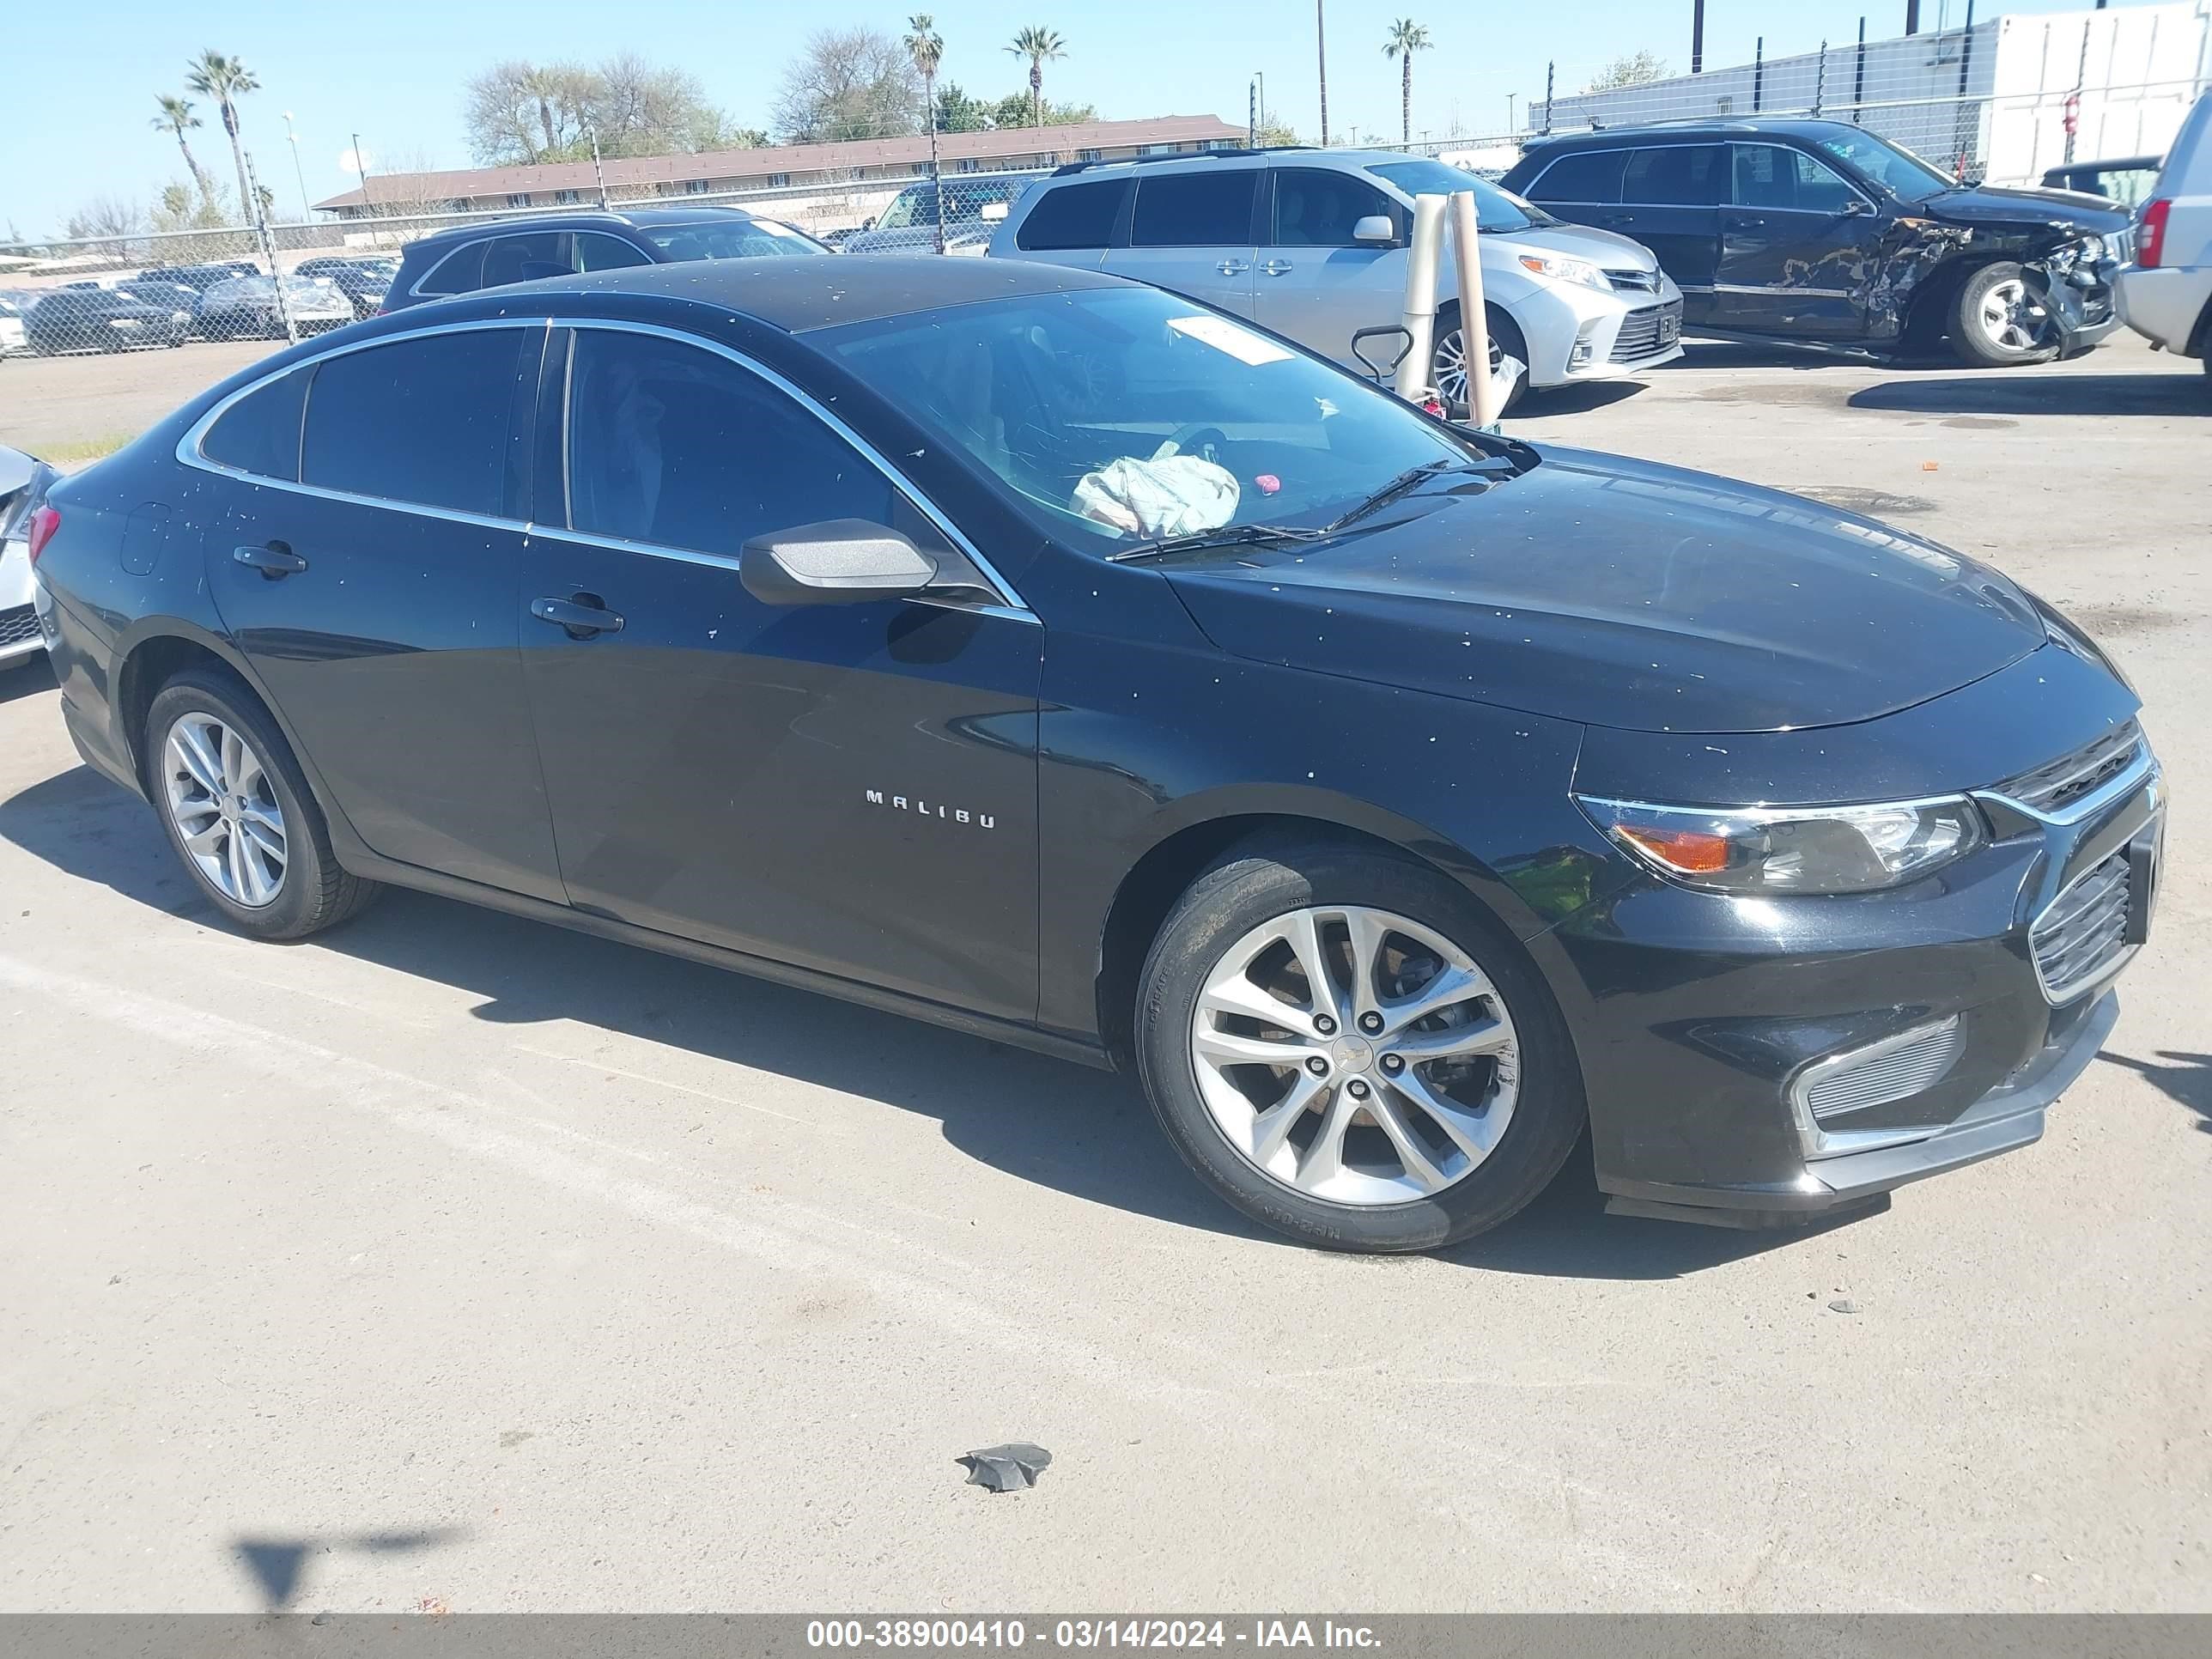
1506, 274, 1686, 388
0, 539, 39, 665
1546, 708, 2161, 1227
2042, 255, 2125, 358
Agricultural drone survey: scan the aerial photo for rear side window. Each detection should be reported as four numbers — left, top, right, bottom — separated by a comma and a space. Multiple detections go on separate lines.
301, 330, 526, 515
416, 239, 487, 296
481, 232, 569, 288
562, 329, 893, 556
1131, 171, 1259, 246
201, 367, 309, 481
1271, 168, 1395, 245
1017, 179, 1130, 250
1528, 149, 1628, 205
1622, 145, 1727, 207
577, 233, 653, 271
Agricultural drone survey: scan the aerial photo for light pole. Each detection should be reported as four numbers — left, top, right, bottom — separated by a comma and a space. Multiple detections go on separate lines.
283, 111, 311, 222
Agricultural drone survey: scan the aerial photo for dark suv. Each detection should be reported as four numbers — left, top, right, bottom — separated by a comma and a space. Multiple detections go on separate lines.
1501, 118, 2132, 366
384, 206, 827, 313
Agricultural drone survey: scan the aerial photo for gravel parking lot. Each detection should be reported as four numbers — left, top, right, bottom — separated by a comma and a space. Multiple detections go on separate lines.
1, 337, 2206, 1614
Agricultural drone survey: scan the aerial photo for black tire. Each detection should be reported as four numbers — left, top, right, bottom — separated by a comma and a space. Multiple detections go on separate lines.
1133, 836, 1586, 1253
1432, 301, 1528, 422
143, 667, 380, 940
1949, 261, 2062, 368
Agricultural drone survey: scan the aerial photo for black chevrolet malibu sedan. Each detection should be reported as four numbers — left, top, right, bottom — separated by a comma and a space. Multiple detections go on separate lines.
25, 258, 2160, 1252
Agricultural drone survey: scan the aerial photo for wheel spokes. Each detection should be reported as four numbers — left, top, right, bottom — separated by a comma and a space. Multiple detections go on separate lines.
172, 722, 225, 795
1388, 1015, 1513, 1063
1391, 1068, 1504, 1165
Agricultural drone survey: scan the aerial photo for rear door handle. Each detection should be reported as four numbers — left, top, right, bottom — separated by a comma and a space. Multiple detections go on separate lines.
233, 542, 307, 579
1259, 259, 1294, 276
1215, 259, 1250, 276
532, 594, 624, 639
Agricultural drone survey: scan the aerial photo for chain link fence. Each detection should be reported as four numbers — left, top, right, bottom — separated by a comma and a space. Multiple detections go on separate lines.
0, 168, 1046, 362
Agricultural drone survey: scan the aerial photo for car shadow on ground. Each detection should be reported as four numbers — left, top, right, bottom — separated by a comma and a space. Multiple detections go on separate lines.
2099, 1049, 2212, 1134
2, 761, 1865, 1279
0, 658, 57, 706
1850, 373, 2209, 417
233, 1527, 467, 1612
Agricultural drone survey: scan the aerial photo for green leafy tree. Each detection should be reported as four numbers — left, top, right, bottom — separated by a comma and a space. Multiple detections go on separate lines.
1382, 20, 1432, 145
935, 82, 992, 132
185, 52, 259, 227
905, 15, 946, 250
1005, 27, 1066, 128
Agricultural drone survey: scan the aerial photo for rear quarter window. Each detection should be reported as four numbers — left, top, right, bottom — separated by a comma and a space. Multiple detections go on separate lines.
199, 367, 310, 482
1016, 179, 1131, 251
1528, 149, 1627, 204
413, 239, 487, 296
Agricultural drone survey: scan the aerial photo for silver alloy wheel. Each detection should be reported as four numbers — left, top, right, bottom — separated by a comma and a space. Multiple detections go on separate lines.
162, 712, 288, 908
1190, 904, 1520, 1206
1978, 277, 2051, 354
1433, 326, 1470, 409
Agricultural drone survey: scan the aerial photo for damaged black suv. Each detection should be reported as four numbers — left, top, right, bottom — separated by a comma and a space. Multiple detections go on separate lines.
1502, 118, 2130, 366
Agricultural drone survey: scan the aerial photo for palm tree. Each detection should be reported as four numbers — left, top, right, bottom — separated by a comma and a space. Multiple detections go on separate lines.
1382, 20, 1432, 146
151, 94, 214, 204
185, 51, 259, 224
1316, 2, 1330, 146
1005, 27, 1066, 128
905, 15, 947, 252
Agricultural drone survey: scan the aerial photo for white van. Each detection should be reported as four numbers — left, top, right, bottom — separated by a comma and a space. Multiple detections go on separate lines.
2116, 88, 2212, 375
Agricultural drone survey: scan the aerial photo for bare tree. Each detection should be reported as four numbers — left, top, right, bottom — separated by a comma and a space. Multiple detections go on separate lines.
775, 27, 922, 143
64, 195, 145, 256
1587, 51, 1669, 91
592, 53, 735, 156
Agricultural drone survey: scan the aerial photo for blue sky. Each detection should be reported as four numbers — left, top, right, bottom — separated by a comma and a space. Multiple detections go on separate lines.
3, 0, 2163, 238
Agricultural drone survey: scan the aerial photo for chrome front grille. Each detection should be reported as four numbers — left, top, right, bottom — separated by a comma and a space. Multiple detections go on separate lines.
1996, 720, 2142, 816
0, 605, 39, 649
1611, 300, 1683, 362
2032, 851, 2133, 1003
1800, 1017, 1966, 1123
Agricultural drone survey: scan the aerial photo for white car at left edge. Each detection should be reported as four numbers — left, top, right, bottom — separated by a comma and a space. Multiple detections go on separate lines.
1, 446, 58, 671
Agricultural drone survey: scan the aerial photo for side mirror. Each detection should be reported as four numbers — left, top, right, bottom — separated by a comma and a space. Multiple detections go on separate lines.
1352, 215, 1397, 246
740, 520, 939, 606
861, 216, 878, 231
1839, 198, 1875, 216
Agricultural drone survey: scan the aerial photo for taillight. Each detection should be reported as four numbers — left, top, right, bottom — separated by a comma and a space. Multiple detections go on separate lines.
2139, 198, 2171, 269
26, 504, 59, 565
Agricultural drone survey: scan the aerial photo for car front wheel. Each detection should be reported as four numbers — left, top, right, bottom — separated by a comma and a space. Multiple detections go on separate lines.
145, 669, 380, 939
1951, 261, 2062, 367
1135, 837, 1584, 1252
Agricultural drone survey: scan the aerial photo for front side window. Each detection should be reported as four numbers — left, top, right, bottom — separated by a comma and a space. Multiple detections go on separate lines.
577, 234, 653, 272
1813, 131, 1956, 202
562, 330, 895, 556
201, 367, 309, 481
1526, 149, 1628, 205
1271, 168, 1395, 246
1365, 160, 1552, 230
818, 287, 1482, 555
1017, 179, 1130, 251
1622, 145, 1727, 207
638, 218, 823, 259
481, 232, 570, 287
1732, 144, 1859, 212
301, 330, 526, 515
1130, 170, 1259, 246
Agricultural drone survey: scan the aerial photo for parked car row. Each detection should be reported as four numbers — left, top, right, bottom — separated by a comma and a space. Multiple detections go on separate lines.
2, 258, 385, 353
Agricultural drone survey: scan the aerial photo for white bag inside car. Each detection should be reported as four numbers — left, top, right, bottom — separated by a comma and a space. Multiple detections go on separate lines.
1072, 441, 1240, 538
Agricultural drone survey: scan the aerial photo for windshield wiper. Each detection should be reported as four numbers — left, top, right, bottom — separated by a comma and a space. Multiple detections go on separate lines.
1106, 523, 1328, 564
1324, 458, 1502, 532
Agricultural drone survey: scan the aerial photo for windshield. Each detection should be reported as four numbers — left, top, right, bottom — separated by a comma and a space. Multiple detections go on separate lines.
817, 286, 1495, 555
876, 179, 1022, 230
641, 218, 823, 259
1365, 161, 1554, 230
1814, 131, 1957, 202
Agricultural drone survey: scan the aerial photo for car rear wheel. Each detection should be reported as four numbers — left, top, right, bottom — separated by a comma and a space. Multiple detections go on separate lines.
1134, 837, 1584, 1252
145, 669, 380, 940
1951, 261, 2062, 367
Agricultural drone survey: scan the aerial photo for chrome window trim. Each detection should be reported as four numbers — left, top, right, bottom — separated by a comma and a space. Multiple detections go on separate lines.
1523, 146, 1634, 206
1724, 142, 1880, 216
173, 313, 1035, 620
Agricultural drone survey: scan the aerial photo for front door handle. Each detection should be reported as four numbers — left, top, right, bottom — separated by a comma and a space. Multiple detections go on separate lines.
1215, 259, 1250, 276
233, 542, 307, 579
1259, 259, 1294, 276
532, 594, 624, 640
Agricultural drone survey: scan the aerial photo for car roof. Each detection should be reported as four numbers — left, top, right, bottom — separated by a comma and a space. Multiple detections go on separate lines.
401, 205, 763, 254
434, 253, 1128, 334
1522, 117, 1874, 149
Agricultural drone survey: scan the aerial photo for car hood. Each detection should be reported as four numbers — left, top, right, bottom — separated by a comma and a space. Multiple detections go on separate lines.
1922, 184, 2131, 238
1161, 447, 2045, 734
1501, 219, 1661, 271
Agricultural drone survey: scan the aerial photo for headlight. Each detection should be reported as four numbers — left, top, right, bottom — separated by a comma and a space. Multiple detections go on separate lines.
1516, 252, 1611, 291
1577, 794, 1986, 895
